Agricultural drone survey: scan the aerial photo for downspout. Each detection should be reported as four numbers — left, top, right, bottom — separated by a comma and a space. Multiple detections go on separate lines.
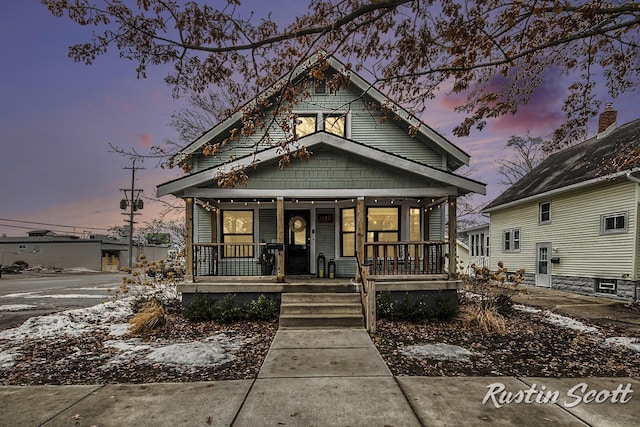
626, 171, 640, 302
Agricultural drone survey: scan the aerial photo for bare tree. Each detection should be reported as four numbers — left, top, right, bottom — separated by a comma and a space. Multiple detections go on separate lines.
43, 0, 640, 183
496, 133, 549, 186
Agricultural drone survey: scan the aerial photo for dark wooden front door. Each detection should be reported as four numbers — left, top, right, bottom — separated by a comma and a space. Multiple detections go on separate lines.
285, 210, 310, 275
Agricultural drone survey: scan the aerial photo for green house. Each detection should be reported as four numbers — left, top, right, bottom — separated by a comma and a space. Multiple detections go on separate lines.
157, 56, 486, 312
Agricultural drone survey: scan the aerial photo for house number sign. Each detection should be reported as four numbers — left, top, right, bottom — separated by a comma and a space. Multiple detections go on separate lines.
317, 214, 334, 224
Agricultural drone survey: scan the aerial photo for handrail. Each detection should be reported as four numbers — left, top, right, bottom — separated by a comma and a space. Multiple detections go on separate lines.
354, 250, 368, 295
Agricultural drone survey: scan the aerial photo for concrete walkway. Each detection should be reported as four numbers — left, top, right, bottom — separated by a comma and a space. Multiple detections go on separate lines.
2, 327, 639, 426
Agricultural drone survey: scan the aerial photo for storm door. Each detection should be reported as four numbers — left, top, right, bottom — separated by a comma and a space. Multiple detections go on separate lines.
285, 210, 310, 275
535, 243, 552, 287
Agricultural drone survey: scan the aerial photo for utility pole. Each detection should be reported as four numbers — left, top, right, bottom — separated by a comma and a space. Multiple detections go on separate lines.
120, 159, 145, 268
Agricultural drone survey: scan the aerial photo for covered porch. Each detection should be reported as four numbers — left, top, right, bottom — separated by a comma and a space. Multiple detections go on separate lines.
181, 194, 461, 289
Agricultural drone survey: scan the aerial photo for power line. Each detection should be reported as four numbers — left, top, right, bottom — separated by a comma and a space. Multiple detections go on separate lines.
0, 218, 110, 232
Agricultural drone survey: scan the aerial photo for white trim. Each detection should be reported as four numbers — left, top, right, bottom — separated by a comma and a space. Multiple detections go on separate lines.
182, 187, 459, 199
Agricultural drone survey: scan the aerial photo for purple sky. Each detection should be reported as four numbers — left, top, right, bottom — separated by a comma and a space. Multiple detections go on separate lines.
1, 2, 636, 237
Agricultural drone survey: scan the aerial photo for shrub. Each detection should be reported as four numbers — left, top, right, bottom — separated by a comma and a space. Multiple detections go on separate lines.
375, 291, 457, 321
182, 293, 279, 323
248, 294, 279, 320
129, 299, 166, 334
463, 262, 524, 334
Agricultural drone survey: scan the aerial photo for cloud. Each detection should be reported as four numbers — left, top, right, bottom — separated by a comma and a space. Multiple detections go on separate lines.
138, 133, 153, 147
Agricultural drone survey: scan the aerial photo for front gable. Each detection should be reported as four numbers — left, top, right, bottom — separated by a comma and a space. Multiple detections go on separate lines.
175, 56, 470, 179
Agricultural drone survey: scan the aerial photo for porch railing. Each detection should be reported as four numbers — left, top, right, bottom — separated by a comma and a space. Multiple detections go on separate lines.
193, 242, 280, 277
363, 241, 447, 276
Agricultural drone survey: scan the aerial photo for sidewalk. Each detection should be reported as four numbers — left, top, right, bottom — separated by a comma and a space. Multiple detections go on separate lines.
1, 327, 638, 426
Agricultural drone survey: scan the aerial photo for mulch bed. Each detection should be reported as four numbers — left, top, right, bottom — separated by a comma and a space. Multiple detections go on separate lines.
1, 301, 639, 385
372, 307, 640, 378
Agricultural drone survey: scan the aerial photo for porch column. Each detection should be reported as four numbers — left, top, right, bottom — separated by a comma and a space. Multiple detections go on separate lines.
356, 196, 366, 281
448, 196, 457, 278
276, 196, 285, 282
185, 197, 194, 280
210, 208, 218, 243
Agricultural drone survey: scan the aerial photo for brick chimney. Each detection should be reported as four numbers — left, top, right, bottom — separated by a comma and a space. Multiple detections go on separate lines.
598, 103, 617, 134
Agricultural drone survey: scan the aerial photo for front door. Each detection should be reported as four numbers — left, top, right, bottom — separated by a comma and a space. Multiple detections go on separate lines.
535, 243, 552, 287
285, 210, 310, 275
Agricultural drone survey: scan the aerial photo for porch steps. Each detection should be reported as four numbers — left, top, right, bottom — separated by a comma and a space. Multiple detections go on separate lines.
279, 292, 364, 328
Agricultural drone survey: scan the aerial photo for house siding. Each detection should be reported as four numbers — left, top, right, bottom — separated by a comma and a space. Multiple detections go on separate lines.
194, 82, 445, 172
490, 180, 638, 297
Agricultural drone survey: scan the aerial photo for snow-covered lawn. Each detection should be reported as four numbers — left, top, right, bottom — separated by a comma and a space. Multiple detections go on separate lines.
0, 284, 248, 372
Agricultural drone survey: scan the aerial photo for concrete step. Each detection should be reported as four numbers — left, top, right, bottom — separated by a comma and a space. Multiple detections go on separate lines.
279, 314, 365, 328
281, 292, 361, 304
280, 303, 363, 315
279, 292, 364, 328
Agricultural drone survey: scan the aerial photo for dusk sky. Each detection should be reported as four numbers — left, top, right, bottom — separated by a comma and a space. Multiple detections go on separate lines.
1, 1, 637, 238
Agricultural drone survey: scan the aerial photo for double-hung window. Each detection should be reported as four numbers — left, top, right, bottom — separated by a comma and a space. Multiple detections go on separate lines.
601, 212, 628, 234
539, 202, 551, 224
222, 210, 254, 257
503, 228, 520, 252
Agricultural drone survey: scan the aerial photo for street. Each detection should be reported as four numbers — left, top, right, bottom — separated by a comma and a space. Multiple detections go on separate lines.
0, 272, 124, 331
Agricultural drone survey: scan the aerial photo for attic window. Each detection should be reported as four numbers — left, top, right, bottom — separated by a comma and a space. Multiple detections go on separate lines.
313, 79, 327, 94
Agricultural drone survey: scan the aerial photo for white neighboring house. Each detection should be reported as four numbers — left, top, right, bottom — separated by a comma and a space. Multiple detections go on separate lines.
483, 105, 640, 301
460, 224, 490, 275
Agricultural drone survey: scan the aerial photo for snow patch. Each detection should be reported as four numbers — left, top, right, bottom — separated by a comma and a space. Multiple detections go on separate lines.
103, 334, 244, 368
542, 310, 599, 333
513, 304, 541, 314
0, 304, 37, 312
403, 343, 476, 361
605, 337, 640, 353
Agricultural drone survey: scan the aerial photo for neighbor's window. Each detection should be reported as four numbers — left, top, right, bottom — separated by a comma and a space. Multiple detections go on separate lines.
470, 232, 486, 257
366, 207, 399, 256
324, 115, 346, 137
539, 202, 551, 224
222, 210, 254, 257
341, 208, 355, 257
601, 212, 628, 234
502, 228, 520, 252
294, 115, 317, 138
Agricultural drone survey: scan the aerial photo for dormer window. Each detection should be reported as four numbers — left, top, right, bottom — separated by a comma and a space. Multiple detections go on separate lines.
294, 115, 317, 138
324, 115, 345, 137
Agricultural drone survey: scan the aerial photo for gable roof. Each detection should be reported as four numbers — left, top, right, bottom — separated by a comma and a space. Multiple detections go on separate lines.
157, 131, 485, 197
174, 55, 470, 169
484, 118, 640, 212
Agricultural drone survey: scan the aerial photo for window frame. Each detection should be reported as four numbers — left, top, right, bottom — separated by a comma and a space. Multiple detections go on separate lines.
221, 210, 255, 258
340, 207, 355, 257
502, 228, 521, 252
539, 202, 551, 224
601, 212, 628, 234
294, 114, 318, 139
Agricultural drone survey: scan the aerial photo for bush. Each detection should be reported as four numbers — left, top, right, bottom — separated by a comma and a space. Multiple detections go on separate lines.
463, 261, 524, 333
376, 291, 457, 321
182, 293, 279, 323
129, 299, 166, 334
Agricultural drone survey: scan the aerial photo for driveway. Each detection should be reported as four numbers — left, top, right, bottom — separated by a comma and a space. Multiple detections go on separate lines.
0, 271, 123, 331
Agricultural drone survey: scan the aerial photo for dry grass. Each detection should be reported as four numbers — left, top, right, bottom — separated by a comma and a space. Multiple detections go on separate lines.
129, 299, 166, 334
461, 305, 507, 334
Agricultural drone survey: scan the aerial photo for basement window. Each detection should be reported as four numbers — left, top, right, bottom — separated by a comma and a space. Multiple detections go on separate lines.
596, 279, 617, 295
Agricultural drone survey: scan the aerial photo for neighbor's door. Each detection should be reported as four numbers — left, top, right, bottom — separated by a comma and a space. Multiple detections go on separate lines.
285, 210, 310, 275
535, 243, 552, 287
